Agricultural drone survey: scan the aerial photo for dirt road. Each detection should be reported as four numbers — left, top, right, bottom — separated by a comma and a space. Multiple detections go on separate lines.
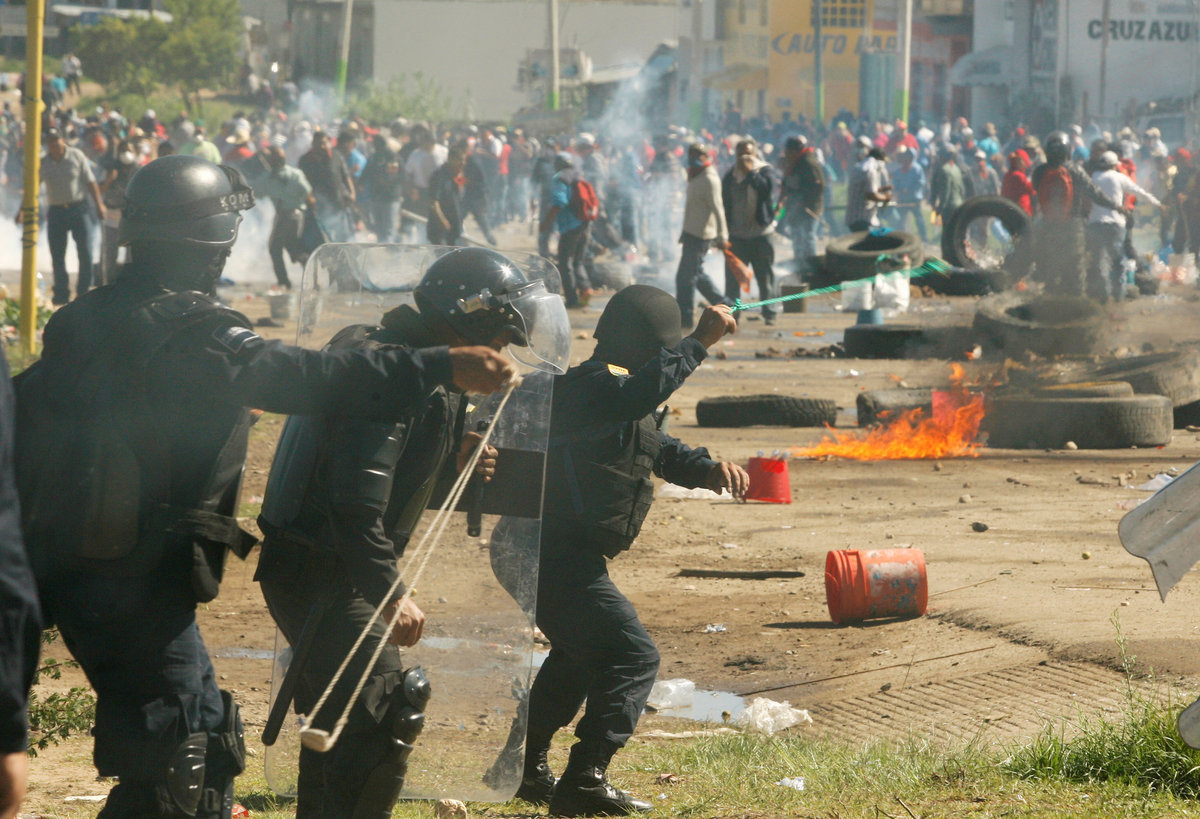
20, 230, 1200, 811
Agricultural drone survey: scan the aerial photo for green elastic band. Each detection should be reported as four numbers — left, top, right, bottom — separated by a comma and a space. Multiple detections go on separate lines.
732, 257, 952, 312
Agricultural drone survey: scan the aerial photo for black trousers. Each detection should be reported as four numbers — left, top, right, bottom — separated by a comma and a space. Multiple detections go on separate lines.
257, 538, 408, 819
40, 564, 228, 815
47, 200, 94, 304
725, 235, 777, 320
526, 545, 660, 749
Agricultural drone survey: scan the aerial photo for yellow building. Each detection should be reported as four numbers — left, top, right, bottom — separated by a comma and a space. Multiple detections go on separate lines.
706, 0, 771, 118
767, 0, 896, 121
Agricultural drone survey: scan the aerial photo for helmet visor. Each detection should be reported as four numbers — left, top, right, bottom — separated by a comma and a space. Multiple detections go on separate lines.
503, 282, 570, 374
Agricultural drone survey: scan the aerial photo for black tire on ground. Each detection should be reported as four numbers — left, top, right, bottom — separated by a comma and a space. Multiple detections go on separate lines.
824, 230, 925, 282
1051, 349, 1200, 408
923, 268, 1010, 296
943, 195, 1031, 271
843, 324, 926, 359
591, 260, 634, 290
983, 395, 1173, 449
972, 292, 1105, 358
993, 381, 1135, 400
695, 395, 838, 428
857, 388, 934, 427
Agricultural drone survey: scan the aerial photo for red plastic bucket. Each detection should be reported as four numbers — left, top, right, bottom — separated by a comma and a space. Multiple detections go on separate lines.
745, 457, 791, 504
825, 548, 928, 624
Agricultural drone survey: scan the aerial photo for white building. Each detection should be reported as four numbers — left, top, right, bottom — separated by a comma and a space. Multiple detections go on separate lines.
956, 0, 1200, 138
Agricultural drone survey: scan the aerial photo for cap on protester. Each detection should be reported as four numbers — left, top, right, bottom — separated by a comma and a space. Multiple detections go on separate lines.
45, 127, 62, 141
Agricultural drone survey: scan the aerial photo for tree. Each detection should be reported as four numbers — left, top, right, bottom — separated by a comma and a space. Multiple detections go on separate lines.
158, 0, 242, 114
74, 15, 167, 100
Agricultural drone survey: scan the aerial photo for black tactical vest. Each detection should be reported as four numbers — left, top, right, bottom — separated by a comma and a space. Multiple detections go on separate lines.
15, 284, 256, 599
544, 410, 663, 558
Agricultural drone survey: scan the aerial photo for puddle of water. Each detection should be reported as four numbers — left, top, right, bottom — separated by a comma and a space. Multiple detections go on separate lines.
419, 635, 548, 668
652, 688, 747, 724
212, 647, 275, 660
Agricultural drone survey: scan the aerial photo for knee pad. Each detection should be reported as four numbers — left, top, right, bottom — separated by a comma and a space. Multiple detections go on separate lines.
339, 667, 431, 819
161, 732, 209, 817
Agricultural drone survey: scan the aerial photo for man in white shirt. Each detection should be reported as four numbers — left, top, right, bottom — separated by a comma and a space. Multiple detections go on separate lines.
404, 125, 448, 241
675, 142, 734, 328
1087, 150, 1161, 302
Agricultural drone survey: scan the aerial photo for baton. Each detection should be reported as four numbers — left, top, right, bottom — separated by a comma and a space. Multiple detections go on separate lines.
466, 419, 489, 537
263, 586, 333, 746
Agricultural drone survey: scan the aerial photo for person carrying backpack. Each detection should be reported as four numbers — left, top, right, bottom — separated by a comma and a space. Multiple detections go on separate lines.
1029, 131, 1126, 295
539, 152, 597, 308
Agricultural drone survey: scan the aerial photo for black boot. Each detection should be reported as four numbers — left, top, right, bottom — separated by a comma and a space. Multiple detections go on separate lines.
514, 744, 557, 806
548, 740, 651, 817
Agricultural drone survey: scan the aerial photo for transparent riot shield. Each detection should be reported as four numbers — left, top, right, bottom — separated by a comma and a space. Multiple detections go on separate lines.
264, 244, 568, 801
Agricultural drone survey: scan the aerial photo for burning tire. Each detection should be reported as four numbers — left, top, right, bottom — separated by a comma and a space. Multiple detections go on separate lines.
696, 395, 838, 428
825, 230, 924, 282
973, 293, 1104, 358
941, 195, 1030, 272
983, 394, 1173, 449
857, 388, 933, 427
1048, 350, 1200, 408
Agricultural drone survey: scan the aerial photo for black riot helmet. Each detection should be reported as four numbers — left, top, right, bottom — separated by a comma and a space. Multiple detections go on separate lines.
593, 285, 682, 370
413, 247, 534, 346
119, 154, 255, 249
1043, 131, 1070, 165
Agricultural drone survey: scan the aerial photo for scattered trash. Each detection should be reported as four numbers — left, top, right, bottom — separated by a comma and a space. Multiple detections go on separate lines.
435, 798, 469, 819
834, 368, 862, 378
647, 679, 696, 710
1065, 441, 1079, 450
721, 542, 740, 549
656, 773, 681, 785
703, 623, 728, 633
232, 806, 250, 818
959, 494, 971, 503
1077, 475, 1108, 486
1133, 473, 1175, 492
638, 727, 740, 739
1082, 551, 1092, 560
871, 648, 891, 656
64, 796, 108, 803
776, 776, 806, 791
971, 521, 989, 532
658, 484, 725, 499
1115, 499, 1145, 510
792, 330, 825, 338
880, 682, 892, 692
735, 697, 812, 735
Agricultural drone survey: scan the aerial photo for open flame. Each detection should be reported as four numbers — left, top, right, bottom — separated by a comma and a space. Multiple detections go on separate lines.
795, 364, 987, 460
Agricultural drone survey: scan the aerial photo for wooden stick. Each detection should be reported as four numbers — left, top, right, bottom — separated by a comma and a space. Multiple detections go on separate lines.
677, 568, 806, 580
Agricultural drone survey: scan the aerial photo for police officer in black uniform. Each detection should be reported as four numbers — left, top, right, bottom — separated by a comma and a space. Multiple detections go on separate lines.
13, 155, 516, 819
518, 286, 748, 817
255, 247, 544, 818
0, 346, 42, 819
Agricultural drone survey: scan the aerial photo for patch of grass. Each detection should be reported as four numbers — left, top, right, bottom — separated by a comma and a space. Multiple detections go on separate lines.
1003, 613, 1200, 800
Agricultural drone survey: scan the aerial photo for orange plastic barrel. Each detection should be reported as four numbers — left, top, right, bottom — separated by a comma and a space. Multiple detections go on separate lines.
744, 457, 791, 504
825, 548, 928, 624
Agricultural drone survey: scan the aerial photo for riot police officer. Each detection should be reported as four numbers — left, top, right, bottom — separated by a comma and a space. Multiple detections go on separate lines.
14, 155, 516, 818
255, 247, 556, 817
518, 286, 749, 816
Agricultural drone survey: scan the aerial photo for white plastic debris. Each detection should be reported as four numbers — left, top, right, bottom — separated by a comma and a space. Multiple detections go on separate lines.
1133, 473, 1175, 492
734, 697, 813, 735
647, 678, 695, 710
776, 776, 806, 791
703, 623, 727, 633
658, 483, 725, 499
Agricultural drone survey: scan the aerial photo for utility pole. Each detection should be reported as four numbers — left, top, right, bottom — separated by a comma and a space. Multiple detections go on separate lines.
813, 0, 824, 127
334, 0, 354, 101
690, 0, 703, 129
1098, 0, 1110, 119
548, 0, 560, 110
20, 0, 44, 355
896, 0, 912, 122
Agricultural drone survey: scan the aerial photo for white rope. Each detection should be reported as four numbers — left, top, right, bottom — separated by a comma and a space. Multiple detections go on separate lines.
298, 378, 522, 752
